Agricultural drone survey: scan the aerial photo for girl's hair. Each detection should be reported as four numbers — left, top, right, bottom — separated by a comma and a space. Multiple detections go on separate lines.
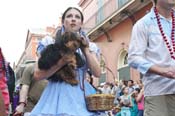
135, 88, 140, 93
62, 7, 84, 23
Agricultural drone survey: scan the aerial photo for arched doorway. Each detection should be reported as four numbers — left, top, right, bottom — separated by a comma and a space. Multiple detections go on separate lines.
117, 49, 130, 81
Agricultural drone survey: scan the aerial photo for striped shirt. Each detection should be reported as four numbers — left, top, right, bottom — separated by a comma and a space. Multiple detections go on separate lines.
128, 8, 175, 96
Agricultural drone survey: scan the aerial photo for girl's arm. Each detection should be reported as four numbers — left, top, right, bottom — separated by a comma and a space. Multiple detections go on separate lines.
136, 88, 144, 102
82, 47, 101, 77
34, 56, 69, 80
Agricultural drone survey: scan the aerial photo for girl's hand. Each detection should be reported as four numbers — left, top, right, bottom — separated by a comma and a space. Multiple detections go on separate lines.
140, 87, 144, 94
80, 36, 89, 50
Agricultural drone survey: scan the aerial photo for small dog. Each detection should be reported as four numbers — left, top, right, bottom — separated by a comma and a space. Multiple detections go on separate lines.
38, 32, 87, 85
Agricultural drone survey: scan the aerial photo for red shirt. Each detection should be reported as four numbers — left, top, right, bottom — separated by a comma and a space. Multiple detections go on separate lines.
0, 49, 10, 114
137, 95, 144, 110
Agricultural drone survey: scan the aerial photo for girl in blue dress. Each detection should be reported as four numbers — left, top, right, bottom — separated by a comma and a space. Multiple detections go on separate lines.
30, 7, 103, 116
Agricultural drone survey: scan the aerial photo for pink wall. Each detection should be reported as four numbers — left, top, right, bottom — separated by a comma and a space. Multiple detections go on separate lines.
80, 0, 152, 84
95, 18, 133, 82
94, 4, 152, 82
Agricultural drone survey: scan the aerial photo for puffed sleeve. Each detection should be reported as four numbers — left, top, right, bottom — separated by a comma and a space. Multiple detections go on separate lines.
36, 35, 55, 54
89, 42, 101, 60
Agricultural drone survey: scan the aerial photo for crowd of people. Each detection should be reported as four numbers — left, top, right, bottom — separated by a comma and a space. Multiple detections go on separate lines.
0, 0, 175, 116
92, 79, 144, 116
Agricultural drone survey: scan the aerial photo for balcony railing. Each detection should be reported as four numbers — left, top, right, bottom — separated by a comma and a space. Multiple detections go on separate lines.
82, 0, 131, 34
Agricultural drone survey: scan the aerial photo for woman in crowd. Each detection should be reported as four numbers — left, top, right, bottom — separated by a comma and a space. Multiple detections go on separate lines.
135, 87, 144, 116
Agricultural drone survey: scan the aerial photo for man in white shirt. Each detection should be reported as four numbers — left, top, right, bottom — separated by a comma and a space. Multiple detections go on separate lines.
128, 0, 175, 116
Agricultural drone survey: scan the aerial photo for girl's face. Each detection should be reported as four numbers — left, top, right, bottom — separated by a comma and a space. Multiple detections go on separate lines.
123, 87, 129, 94
63, 9, 83, 33
134, 90, 139, 97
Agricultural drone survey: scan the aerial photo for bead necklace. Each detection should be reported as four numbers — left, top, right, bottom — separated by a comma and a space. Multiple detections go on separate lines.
154, 7, 175, 60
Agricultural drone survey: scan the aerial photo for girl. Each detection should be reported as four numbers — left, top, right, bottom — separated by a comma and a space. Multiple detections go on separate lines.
119, 87, 132, 116
30, 7, 102, 116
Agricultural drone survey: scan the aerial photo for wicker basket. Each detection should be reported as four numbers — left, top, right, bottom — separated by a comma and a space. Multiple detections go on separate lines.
85, 94, 115, 111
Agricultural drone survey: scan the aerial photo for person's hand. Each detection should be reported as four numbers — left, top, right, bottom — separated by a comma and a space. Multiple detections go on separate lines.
130, 91, 136, 97
140, 87, 144, 94
161, 66, 175, 79
79, 36, 89, 51
13, 104, 25, 116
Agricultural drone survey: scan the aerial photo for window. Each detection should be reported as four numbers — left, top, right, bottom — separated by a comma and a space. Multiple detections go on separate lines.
96, 0, 104, 24
124, 53, 128, 65
118, 66, 130, 80
118, 50, 128, 68
118, 0, 129, 8
99, 73, 106, 84
99, 53, 106, 84
100, 55, 106, 74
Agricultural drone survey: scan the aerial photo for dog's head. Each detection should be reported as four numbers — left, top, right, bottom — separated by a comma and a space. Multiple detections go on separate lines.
56, 32, 82, 52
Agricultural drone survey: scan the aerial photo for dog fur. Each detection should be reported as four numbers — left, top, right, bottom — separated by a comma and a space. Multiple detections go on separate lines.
38, 32, 86, 85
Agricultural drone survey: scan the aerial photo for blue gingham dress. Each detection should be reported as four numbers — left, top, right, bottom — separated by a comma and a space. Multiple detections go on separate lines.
30, 35, 104, 116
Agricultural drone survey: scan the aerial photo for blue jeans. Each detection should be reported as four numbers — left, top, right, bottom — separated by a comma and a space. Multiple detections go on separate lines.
137, 110, 143, 116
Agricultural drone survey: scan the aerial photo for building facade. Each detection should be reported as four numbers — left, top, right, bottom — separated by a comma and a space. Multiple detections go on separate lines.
15, 26, 56, 79
79, 0, 152, 85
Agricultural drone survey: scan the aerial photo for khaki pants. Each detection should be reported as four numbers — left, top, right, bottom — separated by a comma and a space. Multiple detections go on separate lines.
144, 94, 175, 116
